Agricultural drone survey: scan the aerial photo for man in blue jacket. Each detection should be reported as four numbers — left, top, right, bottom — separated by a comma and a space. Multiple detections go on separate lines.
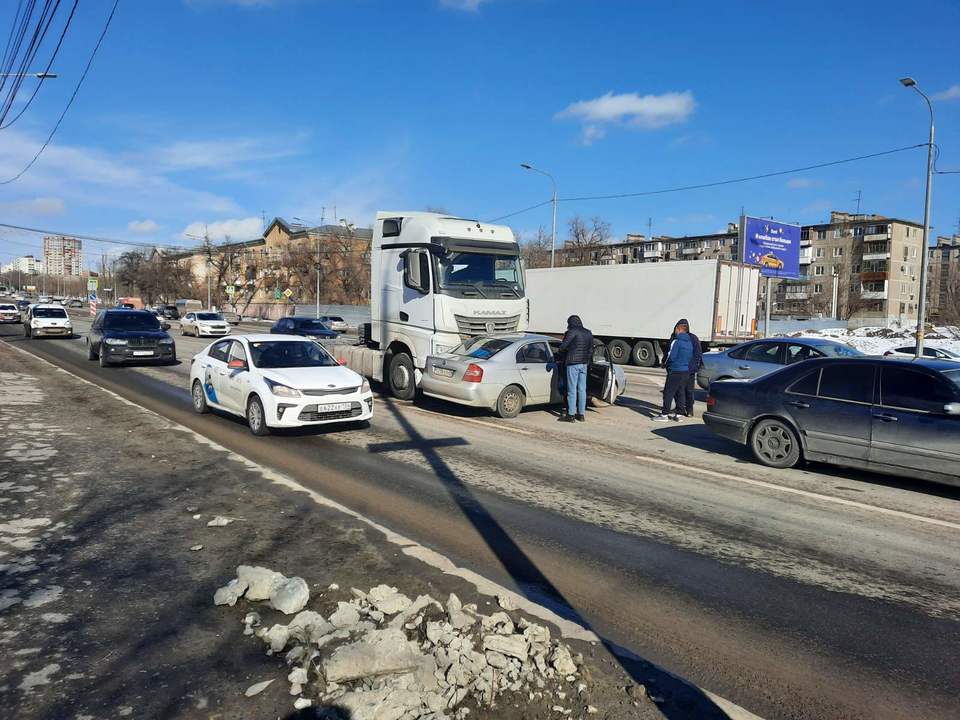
684, 319, 703, 416
653, 319, 694, 422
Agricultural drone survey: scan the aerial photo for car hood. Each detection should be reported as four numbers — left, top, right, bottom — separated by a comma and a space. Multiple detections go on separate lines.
103, 329, 170, 340
259, 365, 361, 390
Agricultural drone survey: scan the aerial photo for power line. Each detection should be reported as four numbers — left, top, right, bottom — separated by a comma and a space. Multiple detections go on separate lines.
0, 222, 179, 249
486, 199, 553, 223
0, 0, 119, 185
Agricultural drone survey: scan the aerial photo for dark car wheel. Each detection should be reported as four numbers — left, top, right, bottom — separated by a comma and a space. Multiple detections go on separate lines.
192, 380, 209, 414
750, 418, 801, 469
86, 339, 97, 360
247, 395, 270, 436
495, 385, 524, 419
99, 350, 112, 368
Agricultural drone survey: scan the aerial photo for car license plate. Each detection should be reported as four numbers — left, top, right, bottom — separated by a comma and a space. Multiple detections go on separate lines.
133, 350, 154, 356
433, 367, 454, 378
319, 402, 352, 412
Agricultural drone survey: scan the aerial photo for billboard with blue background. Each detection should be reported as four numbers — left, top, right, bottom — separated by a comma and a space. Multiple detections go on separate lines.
743, 217, 801, 279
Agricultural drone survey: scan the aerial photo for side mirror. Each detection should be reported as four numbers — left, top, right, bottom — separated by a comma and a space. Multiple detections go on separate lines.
161, 321, 170, 330
944, 403, 960, 415
227, 359, 247, 371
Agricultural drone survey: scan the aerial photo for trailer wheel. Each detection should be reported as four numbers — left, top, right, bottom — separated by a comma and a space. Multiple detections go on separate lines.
630, 340, 656, 367
607, 339, 631, 365
388, 352, 417, 401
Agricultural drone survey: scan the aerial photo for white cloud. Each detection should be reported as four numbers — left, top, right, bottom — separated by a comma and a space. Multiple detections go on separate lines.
181, 217, 263, 243
440, 0, 491, 10
128, 219, 159, 234
152, 137, 303, 171
556, 91, 696, 142
0, 196, 65, 216
786, 177, 820, 190
932, 84, 960, 102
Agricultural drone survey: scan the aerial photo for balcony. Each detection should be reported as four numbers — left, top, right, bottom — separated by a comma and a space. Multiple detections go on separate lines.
859, 271, 889, 282
642, 249, 662, 259
864, 231, 891, 240
862, 251, 891, 262
799, 255, 812, 265
861, 290, 888, 300
681, 247, 702, 256
800, 238, 812, 247
784, 292, 809, 301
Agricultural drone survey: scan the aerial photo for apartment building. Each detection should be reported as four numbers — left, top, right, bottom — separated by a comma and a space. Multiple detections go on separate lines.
43, 235, 82, 276
926, 235, 960, 322
583, 223, 741, 265
1, 255, 45, 274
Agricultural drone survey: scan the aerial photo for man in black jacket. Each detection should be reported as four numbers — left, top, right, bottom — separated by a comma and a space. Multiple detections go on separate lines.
557, 315, 593, 422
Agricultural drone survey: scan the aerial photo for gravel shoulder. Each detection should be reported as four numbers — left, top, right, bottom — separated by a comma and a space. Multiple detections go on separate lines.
0, 339, 705, 719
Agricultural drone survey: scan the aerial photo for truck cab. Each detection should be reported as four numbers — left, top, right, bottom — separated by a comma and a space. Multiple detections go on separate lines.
344, 212, 528, 399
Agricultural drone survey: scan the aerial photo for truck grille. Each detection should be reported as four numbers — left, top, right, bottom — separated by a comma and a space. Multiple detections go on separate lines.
302, 386, 359, 396
454, 314, 520, 337
298, 402, 363, 422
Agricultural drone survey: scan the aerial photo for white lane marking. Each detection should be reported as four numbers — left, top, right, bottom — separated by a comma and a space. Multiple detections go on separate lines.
4, 339, 767, 720
635, 454, 960, 531
405, 406, 536, 436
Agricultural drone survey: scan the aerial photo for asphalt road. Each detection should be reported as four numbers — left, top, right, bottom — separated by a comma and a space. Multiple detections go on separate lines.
3, 315, 960, 720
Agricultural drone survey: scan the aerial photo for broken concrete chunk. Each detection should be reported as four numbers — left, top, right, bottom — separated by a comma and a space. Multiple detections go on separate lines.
329, 601, 361, 629
263, 624, 291, 653
293, 697, 312, 710
288, 610, 334, 642
207, 516, 233, 527
323, 628, 421, 683
190, 544, 203, 552
367, 584, 412, 615
237, 565, 284, 601
482, 634, 528, 661
480, 611, 514, 636
213, 577, 249, 607
244, 679, 274, 697
445, 593, 476, 630
287, 666, 308, 686
496, 593, 519, 611
388, 594, 440, 629
551, 645, 578, 676
270, 576, 310, 615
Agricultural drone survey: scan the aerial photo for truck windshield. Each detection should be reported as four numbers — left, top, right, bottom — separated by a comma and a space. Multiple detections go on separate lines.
434, 252, 524, 298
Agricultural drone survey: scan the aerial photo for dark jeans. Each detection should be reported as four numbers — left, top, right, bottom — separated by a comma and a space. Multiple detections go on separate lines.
685, 373, 696, 416
662, 371, 689, 415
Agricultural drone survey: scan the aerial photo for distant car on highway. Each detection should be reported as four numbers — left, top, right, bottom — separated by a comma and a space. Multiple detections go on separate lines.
23, 303, 73, 338
181, 311, 231, 337
220, 310, 241, 325
883, 345, 960, 362
16, 299, 31, 311
0, 303, 20, 323
422, 333, 626, 418
158, 304, 180, 320
703, 357, 960, 485
319, 315, 349, 332
269, 316, 338, 339
697, 337, 862, 388
67, 299, 83, 308
86, 309, 176, 367
190, 335, 373, 435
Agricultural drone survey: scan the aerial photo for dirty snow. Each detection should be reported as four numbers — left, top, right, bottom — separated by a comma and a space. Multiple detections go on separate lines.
19, 663, 60, 691
775, 324, 960, 356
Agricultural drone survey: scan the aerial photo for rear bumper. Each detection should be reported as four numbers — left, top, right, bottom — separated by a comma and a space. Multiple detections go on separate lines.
421, 375, 502, 410
702, 411, 749, 444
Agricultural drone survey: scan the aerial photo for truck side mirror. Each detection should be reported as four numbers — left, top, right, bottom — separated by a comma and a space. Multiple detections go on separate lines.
402, 250, 430, 295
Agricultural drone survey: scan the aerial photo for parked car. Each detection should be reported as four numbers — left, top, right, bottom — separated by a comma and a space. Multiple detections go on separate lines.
67, 298, 83, 308
883, 345, 960, 362
422, 333, 626, 418
86, 309, 176, 367
189, 335, 373, 435
158, 304, 180, 320
0, 303, 20, 323
220, 310, 241, 325
180, 311, 231, 337
319, 315, 349, 332
697, 337, 862, 388
703, 357, 960, 485
270, 316, 338, 339
23, 304, 73, 338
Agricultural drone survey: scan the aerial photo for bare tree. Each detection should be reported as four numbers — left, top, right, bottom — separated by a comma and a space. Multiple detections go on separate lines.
520, 226, 551, 269
561, 215, 611, 267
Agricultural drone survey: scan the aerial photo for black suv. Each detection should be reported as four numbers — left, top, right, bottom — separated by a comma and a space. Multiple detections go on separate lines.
87, 309, 177, 367
159, 304, 180, 320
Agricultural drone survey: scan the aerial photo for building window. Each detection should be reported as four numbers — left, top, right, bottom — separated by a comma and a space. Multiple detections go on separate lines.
815, 265, 824, 276
817, 230, 827, 240
900, 302, 906, 314
833, 229, 842, 238
905, 227, 911, 237
833, 247, 843, 257
815, 247, 824, 258
853, 226, 864, 236
910, 247, 918, 258
800, 229, 809, 241
814, 283, 823, 293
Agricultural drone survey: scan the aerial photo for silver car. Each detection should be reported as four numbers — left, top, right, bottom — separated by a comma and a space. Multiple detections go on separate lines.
422, 333, 626, 418
697, 337, 862, 389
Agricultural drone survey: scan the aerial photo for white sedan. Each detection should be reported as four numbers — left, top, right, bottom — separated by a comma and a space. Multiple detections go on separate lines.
882, 344, 960, 362
189, 334, 373, 435
181, 311, 231, 337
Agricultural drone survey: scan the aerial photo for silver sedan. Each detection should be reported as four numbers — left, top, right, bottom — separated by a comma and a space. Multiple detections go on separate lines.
697, 337, 863, 389
421, 333, 626, 418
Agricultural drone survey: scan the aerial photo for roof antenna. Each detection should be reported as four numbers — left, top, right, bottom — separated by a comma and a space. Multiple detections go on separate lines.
854, 189, 862, 215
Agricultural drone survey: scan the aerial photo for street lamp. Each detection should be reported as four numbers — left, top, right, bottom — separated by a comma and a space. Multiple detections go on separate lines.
294, 216, 323, 319
0, 72, 57, 79
520, 163, 558, 268
899, 76, 934, 359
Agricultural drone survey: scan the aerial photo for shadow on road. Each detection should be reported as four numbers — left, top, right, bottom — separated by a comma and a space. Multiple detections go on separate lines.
369, 397, 733, 720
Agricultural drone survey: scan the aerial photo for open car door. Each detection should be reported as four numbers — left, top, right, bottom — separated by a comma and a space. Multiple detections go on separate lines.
587, 342, 615, 404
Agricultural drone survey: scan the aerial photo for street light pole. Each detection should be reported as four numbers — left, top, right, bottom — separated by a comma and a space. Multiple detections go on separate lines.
520, 163, 558, 268
900, 77, 935, 359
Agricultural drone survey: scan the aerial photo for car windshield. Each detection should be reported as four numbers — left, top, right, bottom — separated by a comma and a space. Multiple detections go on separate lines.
249, 340, 338, 368
944, 369, 960, 391
818, 343, 863, 358
0, 304, 16, 311
197, 312, 222, 321
103, 313, 160, 331
434, 252, 524, 294
34, 307, 67, 318
451, 336, 513, 359
294, 319, 330, 329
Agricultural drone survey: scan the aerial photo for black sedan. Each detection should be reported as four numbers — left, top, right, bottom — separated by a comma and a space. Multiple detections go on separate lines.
703, 357, 960, 486
269, 316, 338, 339
86, 309, 177, 367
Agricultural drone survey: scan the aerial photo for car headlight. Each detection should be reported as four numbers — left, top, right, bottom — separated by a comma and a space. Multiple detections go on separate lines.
159, 338, 174, 345
361, 378, 370, 393
264, 378, 301, 397
103, 337, 128, 345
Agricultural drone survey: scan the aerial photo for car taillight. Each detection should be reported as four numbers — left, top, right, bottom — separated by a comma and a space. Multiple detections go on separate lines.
463, 363, 483, 383
706, 394, 716, 408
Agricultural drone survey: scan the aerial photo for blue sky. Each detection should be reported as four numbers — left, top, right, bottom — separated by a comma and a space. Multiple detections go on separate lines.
0, 0, 958, 267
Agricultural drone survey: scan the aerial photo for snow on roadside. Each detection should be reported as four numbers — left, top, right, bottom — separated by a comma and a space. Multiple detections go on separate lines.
773, 325, 960, 356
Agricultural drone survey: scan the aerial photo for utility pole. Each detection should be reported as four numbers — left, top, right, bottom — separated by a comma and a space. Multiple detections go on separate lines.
854, 190, 862, 215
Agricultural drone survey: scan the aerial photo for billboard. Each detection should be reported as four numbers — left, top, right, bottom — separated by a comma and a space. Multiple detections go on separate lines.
743, 216, 801, 279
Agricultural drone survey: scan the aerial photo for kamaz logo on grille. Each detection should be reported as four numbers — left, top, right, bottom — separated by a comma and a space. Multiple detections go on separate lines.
484, 321, 496, 333
471, 310, 508, 316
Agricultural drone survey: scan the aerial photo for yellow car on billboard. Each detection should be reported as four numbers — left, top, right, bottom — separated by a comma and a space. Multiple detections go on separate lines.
759, 252, 784, 270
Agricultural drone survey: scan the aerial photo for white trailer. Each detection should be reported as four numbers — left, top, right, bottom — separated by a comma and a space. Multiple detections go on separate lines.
525, 259, 761, 366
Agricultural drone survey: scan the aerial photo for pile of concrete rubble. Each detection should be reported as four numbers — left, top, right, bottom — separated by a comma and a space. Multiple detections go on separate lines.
215, 565, 596, 719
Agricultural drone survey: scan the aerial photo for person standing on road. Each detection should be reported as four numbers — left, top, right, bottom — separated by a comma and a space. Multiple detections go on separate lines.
684, 319, 703, 417
557, 314, 593, 423
654, 319, 694, 422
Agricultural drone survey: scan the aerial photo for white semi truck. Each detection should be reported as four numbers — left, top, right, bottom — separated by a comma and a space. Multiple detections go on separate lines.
525, 259, 761, 366
338, 212, 528, 399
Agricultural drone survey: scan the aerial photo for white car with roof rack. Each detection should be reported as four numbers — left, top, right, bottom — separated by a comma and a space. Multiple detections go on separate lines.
189, 334, 373, 435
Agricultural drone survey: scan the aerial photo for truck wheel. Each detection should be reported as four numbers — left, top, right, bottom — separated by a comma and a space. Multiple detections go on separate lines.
630, 340, 656, 367
750, 418, 801, 469
388, 352, 417, 401
607, 339, 631, 364
495, 385, 524, 418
